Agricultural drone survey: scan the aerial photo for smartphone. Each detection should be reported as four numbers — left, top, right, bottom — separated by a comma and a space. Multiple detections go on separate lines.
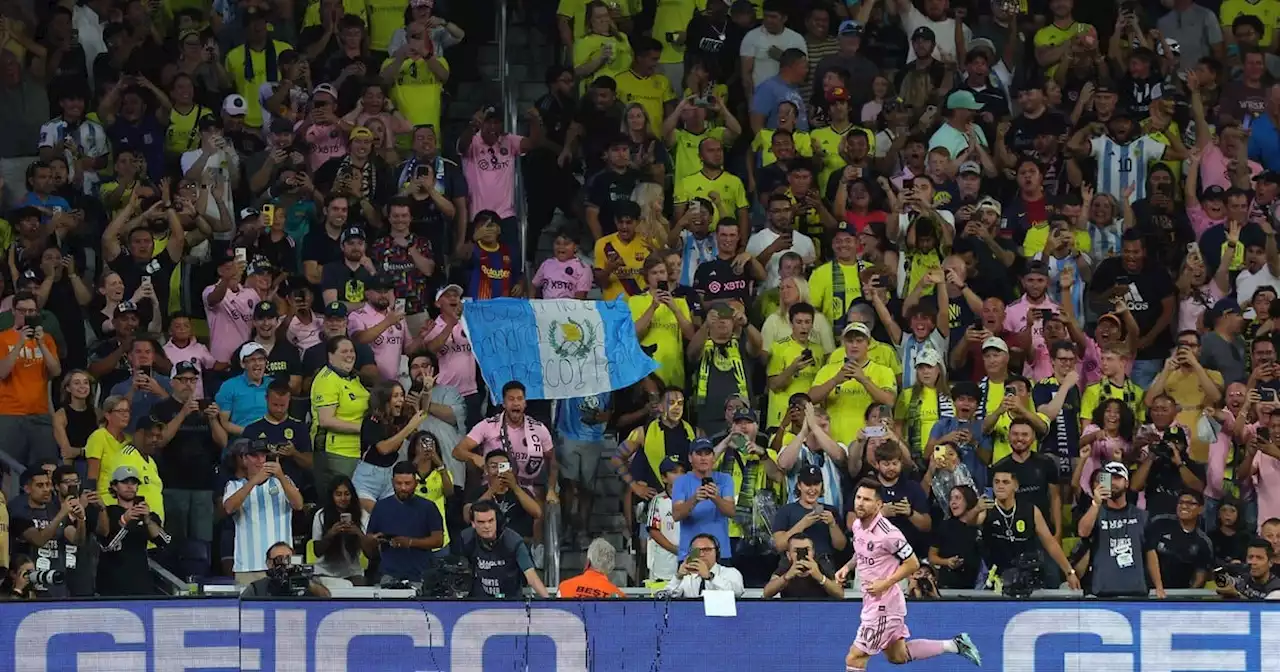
1260, 427, 1272, 442
933, 445, 947, 460
657, 280, 670, 292
140, 275, 152, 287
982, 487, 994, 500
136, 495, 146, 504
1099, 472, 1113, 499
234, 247, 248, 264
801, 348, 814, 362
864, 426, 886, 438
414, 164, 431, 179
394, 298, 406, 313
1004, 388, 1017, 398
796, 547, 809, 561
67, 483, 81, 498
339, 512, 353, 524
701, 476, 715, 487
1263, 389, 1278, 403
197, 399, 211, 411
260, 204, 275, 225
497, 461, 512, 473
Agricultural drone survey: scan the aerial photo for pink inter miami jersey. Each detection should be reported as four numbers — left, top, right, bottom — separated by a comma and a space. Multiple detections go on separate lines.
851, 513, 913, 619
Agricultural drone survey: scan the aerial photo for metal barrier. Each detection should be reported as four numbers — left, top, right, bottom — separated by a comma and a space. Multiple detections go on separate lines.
495, 0, 527, 264
542, 501, 561, 589
147, 559, 191, 596
0, 448, 26, 504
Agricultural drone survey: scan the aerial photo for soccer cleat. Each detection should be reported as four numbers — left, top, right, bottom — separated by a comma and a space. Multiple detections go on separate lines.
955, 633, 982, 666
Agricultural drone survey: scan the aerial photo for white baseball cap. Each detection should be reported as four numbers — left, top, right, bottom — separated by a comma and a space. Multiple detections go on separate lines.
981, 336, 1009, 353
223, 94, 248, 117
238, 342, 268, 362
914, 347, 944, 368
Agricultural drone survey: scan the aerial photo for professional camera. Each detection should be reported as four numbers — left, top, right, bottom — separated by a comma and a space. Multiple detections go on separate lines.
422, 556, 472, 599
265, 562, 315, 597
24, 568, 64, 590
999, 553, 1043, 598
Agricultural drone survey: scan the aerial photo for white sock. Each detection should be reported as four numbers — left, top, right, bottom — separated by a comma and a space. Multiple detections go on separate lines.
846, 667, 866, 672
943, 639, 959, 653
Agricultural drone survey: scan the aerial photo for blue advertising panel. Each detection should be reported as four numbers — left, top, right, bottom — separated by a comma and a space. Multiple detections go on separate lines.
1, 599, 1278, 671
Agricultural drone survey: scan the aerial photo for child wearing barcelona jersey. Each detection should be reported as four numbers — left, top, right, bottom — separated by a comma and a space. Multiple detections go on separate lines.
835, 479, 982, 671
461, 210, 525, 300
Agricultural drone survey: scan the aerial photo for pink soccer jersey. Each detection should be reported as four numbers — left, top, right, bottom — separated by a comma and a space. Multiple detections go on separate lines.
851, 513, 913, 619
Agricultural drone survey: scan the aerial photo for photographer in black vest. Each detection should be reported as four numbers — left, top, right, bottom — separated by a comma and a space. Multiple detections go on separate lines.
457, 500, 550, 599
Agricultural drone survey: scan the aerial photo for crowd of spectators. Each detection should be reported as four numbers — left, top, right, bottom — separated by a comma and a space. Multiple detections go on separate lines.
4, 0, 1280, 603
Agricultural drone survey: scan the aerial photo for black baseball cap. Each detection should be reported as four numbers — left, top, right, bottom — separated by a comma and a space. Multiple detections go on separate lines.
340, 226, 366, 243
174, 361, 199, 376
253, 301, 279, 319
798, 464, 824, 485
911, 26, 935, 42
324, 301, 349, 318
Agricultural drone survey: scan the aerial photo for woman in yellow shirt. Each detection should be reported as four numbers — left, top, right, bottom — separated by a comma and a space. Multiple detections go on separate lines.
408, 431, 453, 549
86, 395, 132, 500
311, 336, 371, 484
572, 2, 633, 94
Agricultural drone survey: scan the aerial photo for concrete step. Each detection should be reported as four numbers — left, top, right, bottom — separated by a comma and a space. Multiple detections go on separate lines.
591, 512, 626, 532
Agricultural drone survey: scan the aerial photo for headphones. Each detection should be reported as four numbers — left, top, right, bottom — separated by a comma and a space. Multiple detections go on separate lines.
691, 533, 720, 564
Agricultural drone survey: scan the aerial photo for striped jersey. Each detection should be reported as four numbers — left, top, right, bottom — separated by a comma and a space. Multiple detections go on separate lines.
38, 117, 110, 195
223, 477, 294, 572
1089, 135, 1166, 205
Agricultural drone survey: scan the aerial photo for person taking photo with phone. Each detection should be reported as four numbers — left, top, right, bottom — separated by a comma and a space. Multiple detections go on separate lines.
0, 290, 61, 467
762, 533, 841, 598
1146, 330, 1224, 461
1076, 461, 1165, 597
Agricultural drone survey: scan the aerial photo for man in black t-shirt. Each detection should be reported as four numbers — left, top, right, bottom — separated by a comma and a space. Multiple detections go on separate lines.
102, 200, 185, 321
234, 300, 303, 392
990, 418, 1061, 535
320, 227, 376, 310
569, 79, 624, 177
583, 135, 643, 239
301, 196, 350, 290
151, 361, 226, 575
1147, 491, 1214, 589
1087, 230, 1176, 387
1002, 79, 1070, 160
463, 450, 539, 540
693, 225, 764, 313
761, 535, 842, 598
241, 380, 314, 499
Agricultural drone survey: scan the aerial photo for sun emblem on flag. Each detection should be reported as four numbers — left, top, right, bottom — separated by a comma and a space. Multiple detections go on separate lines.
548, 318, 598, 358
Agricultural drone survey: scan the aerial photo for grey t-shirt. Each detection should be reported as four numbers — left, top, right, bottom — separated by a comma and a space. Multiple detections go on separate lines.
1200, 331, 1245, 387
1087, 502, 1150, 596
10, 500, 76, 598
1156, 4, 1223, 70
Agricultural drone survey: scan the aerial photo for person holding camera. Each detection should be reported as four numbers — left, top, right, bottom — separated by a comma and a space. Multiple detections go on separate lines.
1216, 539, 1280, 599
0, 554, 37, 600
364, 461, 444, 585
967, 464, 1080, 592
464, 450, 541, 541
1077, 461, 1166, 598
669, 532, 745, 597
1146, 330, 1224, 461
771, 464, 846, 557
242, 380, 314, 499
94, 465, 171, 596
0, 290, 61, 467
353, 381, 431, 512
671, 438, 736, 563
109, 339, 172, 431
8, 466, 81, 598
1132, 424, 1206, 518
763, 534, 841, 598
223, 438, 305, 586
241, 542, 331, 597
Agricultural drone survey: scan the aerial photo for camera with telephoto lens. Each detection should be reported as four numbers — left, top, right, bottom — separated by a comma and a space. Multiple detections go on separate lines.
265, 562, 315, 597
24, 568, 64, 589
421, 556, 472, 598
999, 553, 1043, 598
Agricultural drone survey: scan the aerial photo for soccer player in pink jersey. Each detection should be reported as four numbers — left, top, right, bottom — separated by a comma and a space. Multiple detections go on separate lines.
834, 479, 982, 671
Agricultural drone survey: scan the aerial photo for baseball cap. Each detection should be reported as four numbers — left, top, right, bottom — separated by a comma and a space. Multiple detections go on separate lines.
174, 360, 199, 377
834, 219, 856, 237
238, 342, 268, 362
946, 90, 984, 111
690, 438, 715, 454
1103, 461, 1129, 480
1023, 259, 1051, 278
253, 300, 279, 319
967, 37, 997, 58
911, 26, 936, 42
982, 336, 1009, 352
1098, 312, 1123, 328
222, 94, 248, 116
323, 301, 349, 318
731, 407, 757, 423
1200, 185, 1227, 201
365, 275, 394, 292
238, 207, 260, 222
976, 196, 1002, 215
436, 283, 464, 301
197, 115, 222, 132
958, 161, 982, 175
798, 464, 824, 485
230, 438, 268, 456
312, 83, 338, 99
914, 347, 944, 368
826, 86, 851, 103
349, 126, 375, 141
246, 258, 273, 276
114, 300, 139, 316
1255, 170, 1280, 185
659, 457, 682, 474
111, 465, 142, 483
1207, 297, 1241, 327
837, 19, 864, 36
842, 322, 872, 339
340, 226, 366, 243
269, 117, 295, 135
729, 0, 755, 12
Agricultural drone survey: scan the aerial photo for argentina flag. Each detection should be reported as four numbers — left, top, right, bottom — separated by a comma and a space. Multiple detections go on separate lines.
462, 298, 658, 402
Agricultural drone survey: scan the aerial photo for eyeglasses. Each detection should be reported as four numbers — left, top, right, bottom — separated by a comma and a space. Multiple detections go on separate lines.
692, 546, 716, 554
109, 407, 130, 415
1177, 342, 1199, 348
174, 376, 199, 383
